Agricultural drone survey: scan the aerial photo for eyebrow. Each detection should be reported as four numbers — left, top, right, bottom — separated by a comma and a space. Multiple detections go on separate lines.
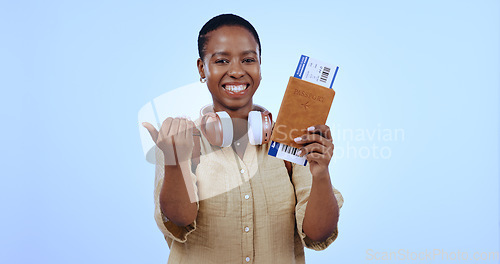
241, 50, 258, 56
211, 51, 230, 58
211, 50, 258, 58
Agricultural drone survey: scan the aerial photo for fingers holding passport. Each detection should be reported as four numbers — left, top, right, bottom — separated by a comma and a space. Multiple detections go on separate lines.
294, 124, 334, 162
307, 124, 332, 140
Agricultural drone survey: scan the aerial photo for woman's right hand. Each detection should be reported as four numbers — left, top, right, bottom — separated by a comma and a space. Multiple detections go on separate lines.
142, 117, 196, 165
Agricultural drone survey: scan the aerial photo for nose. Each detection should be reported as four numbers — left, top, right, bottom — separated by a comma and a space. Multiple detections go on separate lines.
228, 61, 245, 79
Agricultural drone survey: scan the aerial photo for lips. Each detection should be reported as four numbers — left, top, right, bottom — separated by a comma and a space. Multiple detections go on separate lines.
222, 83, 249, 96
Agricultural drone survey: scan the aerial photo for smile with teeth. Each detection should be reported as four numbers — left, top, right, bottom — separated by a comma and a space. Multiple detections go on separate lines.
223, 84, 248, 93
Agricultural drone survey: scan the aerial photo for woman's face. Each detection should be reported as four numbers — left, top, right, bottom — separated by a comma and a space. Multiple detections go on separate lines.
197, 25, 261, 116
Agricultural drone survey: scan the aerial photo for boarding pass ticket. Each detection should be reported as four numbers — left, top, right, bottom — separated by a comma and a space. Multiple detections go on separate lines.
268, 55, 339, 166
294, 55, 338, 89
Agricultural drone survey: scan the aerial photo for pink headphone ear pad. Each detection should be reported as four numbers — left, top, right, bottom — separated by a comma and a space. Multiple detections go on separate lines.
248, 110, 273, 145
200, 111, 233, 147
201, 112, 223, 147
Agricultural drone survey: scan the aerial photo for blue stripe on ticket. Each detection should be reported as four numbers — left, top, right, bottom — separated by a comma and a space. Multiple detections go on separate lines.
268, 141, 280, 157
294, 55, 309, 79
330, 66, 339, 88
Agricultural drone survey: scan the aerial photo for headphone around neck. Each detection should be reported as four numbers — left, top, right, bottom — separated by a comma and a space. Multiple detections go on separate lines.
199, 104, 273, 148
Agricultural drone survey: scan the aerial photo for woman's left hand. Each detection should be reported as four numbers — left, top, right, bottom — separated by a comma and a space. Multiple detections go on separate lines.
294, 124, 334, 177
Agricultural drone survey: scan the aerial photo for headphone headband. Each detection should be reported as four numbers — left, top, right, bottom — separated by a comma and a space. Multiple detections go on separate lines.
199, 104, 272, 147
199, 104, 270, 117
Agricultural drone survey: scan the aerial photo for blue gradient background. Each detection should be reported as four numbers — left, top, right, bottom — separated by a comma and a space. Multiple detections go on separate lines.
1, 0, 498, 263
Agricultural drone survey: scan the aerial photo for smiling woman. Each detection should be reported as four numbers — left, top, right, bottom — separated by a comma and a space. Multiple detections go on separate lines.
144, 14, 344, 264
197, 22, 262, 119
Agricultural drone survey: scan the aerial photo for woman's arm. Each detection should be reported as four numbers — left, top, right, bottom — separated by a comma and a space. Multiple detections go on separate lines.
295, 124, 339, 242
302, 171, 339, 242
144, 118, 198, 227
161, 163, 198, 227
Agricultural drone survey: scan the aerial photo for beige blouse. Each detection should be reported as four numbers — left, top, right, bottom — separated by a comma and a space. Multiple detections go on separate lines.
154, 122, 344, 264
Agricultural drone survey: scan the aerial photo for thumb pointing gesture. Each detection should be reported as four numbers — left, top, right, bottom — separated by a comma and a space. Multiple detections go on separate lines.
142, 122, 159, 142
142, 121, 176, 165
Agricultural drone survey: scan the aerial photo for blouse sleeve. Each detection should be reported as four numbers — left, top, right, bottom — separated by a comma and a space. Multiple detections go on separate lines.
291, 162, 344, 251
153, 147, 199, 243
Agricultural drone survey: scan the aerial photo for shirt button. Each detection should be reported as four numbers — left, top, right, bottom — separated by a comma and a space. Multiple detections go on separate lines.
245, 257, 250, 262
244, 226, 250, 232
240, 169, 245, 174
244, 194, 250, 200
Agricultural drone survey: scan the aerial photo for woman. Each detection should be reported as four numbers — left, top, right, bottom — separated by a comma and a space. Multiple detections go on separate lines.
143, 14, 343, 264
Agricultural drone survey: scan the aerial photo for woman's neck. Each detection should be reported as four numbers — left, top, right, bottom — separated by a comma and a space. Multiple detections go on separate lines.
213, 101, 254, 120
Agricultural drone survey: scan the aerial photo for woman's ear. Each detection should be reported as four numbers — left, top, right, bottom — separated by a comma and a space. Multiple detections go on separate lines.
197, 58, 205, 79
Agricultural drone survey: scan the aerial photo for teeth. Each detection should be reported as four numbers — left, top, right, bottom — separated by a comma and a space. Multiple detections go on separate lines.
224, 84, 247, 92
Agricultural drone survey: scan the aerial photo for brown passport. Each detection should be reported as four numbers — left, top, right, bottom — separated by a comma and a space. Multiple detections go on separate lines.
270, 77, 335, 149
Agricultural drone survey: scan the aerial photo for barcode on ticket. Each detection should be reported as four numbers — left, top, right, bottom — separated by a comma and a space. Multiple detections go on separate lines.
320, 66, 330, 83
268, 141, 308, 166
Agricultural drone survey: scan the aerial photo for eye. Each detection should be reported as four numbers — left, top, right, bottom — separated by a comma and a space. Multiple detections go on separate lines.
243, 58, 256, 63
215, 59, 229, 64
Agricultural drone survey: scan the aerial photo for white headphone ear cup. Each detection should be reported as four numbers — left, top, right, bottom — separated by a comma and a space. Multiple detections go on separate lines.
248, 111, 263, 145
216, 111, 233, 148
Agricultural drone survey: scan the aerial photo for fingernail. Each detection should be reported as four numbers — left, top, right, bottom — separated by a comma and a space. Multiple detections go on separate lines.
307, 126, 315, 131
296, 150, 302, 156
294, 137, 302, 142
142, 122, 146, 127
